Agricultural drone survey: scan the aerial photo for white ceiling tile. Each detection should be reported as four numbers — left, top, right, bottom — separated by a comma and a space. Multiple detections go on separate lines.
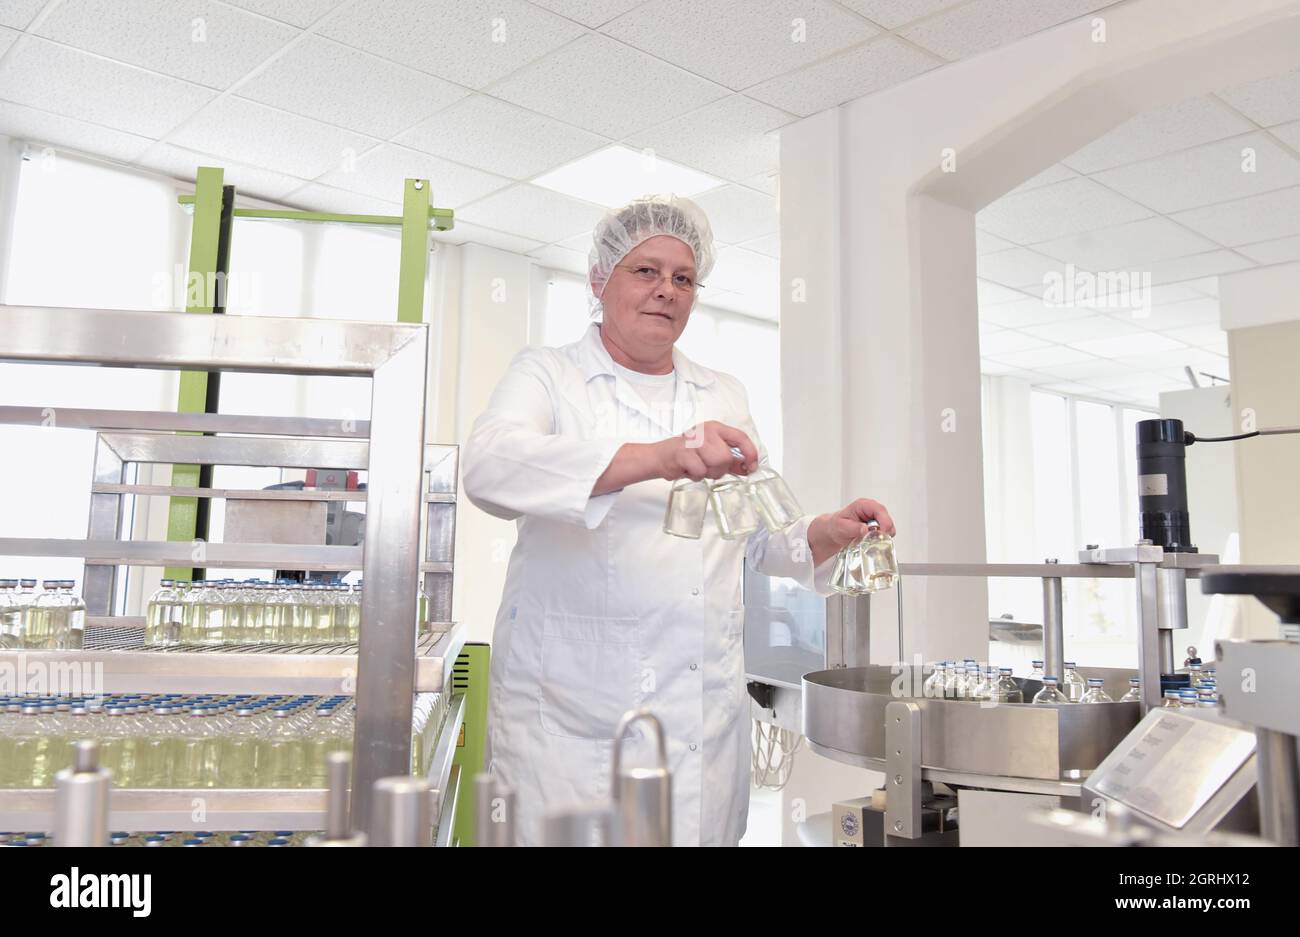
1183, 277, 1218, 297
398, 94, 606, 181
739, 232, 780, 258
320, 0, 584, 89
1270, 119, 1300, 152
1039, 380, 1108, 397
1006, 163, 1077, 196
527, 0, 645, 28
1038, 358, 1140, 382
222, 0, 343, 28
1092, 132, 1300, 214
0, 101, 154, 162
976, 176, 1151, 244
1116, 347, 1228, 374
283, 182, 401, 216
1071, 332, 1185, 358
835, 0, 963, 29
1161, 324, 1226, 349
433, 220, 544, 254
976, 230, 1016, 254
529, 242, 590, 275
0, 37, 216, 137
978, 319, 1002, 336
35, 0, 299, 90
1020, 315, 1141, 345
624, 96, 790, 185
1149, 283, 1212, 305
1171, 185, 1300, 245
745, 36, 938, 118
0, 25, 18, 55
1032, 216, 1218, 271
457, 183, 607, 242
979, 330, 1048, 356
742, 169, 780, 196
490, 33, 728, 139
1084, 368, 1166, 390
988, 345, 1097, 369
690, 184, 778, 244
902, 0, 1117, 61
1062, 96, 1255, 175
977, 246, 1073, 288
707, 246, 779, 294
1122, 298, 1220, 331
237, 35, 469, 139
170, 96, 379, 180
980, 297, 1091, 328
0, 0, 47, 29
1218, 66, 1300, 128
603, 0, 877, 91
557, 231, 592, 251
1237, 234, 1300, 265
315, 143, 510, 207
976, 278, 1030, 305
136, 143, 308, 200
1143, 250, 1254, 286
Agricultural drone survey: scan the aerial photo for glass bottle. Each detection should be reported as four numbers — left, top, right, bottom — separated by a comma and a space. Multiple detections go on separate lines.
0, 580, 19, 649
746, 465, 802, 532
179, 580, 204, 644
1179, 689, 1199, 709
62, 582, 85, 649
1032, 676, 1068, 705
1161, 690, 1182, 709
1120, 677, 1141, 702
1062, 662, 1086, 703
663, 478, 710, 539
990, 667, 1024, 703
347, 583, 362, 643
1029, 660, 1044, 681
145, 580, 179, 646
941, 662, 961, 700
922, 662, 946, 699
708, 475, 761, 540
1080, 677, 1113, 703
23, 581, 65, 649
857, 524, 899, 593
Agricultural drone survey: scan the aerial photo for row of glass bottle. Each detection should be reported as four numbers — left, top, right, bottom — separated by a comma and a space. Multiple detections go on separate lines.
0, 580, 87, 650
663, 464, 803, 540
0, 830, 316, 847
923, 659, 1139, 704
145, 579, 362, 646
0, 691, 447, 789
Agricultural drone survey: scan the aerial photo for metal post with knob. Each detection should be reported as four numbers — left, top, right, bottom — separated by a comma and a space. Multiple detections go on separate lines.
611, 709, 673, 847
305, 753, 368, 847
474, 773, 516, 847
53, 740, 111, 847
1041, 558, 1065, 689
369, 776, 433, 847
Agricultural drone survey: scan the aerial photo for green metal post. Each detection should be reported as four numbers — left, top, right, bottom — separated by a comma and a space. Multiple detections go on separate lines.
396, 178, 431, 324
164, 166, 228, 582
451, 643, 490, 846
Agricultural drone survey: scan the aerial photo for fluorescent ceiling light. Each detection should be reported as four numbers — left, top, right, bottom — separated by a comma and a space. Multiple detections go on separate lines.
532, 145, 724, 208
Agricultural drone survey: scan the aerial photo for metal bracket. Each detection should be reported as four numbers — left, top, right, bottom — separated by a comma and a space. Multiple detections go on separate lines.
884, 700, 922, 842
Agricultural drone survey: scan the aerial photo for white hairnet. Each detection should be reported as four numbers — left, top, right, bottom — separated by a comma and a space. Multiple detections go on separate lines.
587, 194, 716, 318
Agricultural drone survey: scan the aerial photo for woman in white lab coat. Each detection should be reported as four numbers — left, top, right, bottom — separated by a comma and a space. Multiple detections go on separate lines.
462, 195, 895, 846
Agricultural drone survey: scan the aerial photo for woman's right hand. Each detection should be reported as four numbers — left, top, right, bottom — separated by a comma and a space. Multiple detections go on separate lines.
654, 421, 759, 481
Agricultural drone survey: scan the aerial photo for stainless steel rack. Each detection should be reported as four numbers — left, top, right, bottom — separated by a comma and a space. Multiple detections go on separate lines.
0, 304, 458, 838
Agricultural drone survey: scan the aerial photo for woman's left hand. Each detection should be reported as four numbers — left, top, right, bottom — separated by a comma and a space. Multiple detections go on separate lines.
807, 498, 896, 566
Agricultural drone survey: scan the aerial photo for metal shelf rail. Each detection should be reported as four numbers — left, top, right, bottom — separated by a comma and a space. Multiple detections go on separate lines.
0, 303, 432, 838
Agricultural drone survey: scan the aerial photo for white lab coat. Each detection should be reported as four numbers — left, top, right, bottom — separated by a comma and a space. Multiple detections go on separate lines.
462, 322, 835, 846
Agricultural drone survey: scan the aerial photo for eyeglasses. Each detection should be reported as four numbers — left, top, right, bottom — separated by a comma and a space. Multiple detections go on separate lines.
613, 263, 703, 293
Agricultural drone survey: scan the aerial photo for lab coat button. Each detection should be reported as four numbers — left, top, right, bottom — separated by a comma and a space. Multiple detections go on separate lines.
689, 663, 698, 671
690, 587, 700, 596
689, 743, 698, 752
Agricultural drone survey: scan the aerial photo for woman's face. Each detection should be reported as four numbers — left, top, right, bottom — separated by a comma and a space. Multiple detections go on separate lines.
593, 235, 698, 358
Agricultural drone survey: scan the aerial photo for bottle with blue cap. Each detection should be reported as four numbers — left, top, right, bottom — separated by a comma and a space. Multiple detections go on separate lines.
1080, 677, 1112, 703
1031, 676, 1068, 704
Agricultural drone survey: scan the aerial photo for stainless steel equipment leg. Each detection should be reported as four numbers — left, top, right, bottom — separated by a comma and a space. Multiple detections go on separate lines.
542, 804, 614, 846
1041, 561, 1065, 686
370, 776, 433, 847
1255, 728, 1300, 847
306, 753, 368, 846
612, 709, 672, 847
1156, 567, 1187, 673
884, 701, 922, 843
1134, 560, 1163, 712
53, 741, 110, 847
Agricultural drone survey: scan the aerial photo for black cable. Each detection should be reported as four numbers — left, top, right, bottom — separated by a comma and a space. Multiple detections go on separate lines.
1186, 430, 1259, 444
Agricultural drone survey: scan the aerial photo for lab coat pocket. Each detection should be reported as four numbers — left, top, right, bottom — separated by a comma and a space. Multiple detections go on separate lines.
539, 613, 642, 740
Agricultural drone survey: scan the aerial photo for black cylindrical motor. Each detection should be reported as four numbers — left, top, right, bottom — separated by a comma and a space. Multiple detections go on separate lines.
1136, 418, 1197, 553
